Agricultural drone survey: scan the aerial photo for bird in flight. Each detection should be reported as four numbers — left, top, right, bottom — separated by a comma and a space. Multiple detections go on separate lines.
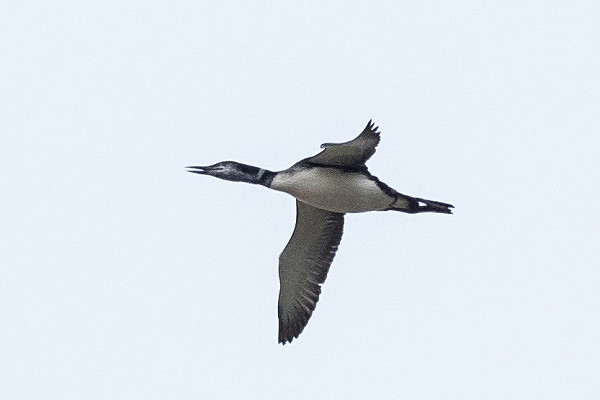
187, 120, 453, 344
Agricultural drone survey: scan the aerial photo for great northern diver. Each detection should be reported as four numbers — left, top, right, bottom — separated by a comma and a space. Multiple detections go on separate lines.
187, 120, 453, 344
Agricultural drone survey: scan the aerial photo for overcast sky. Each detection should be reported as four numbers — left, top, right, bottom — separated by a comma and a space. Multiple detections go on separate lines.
2, 1, 599, 399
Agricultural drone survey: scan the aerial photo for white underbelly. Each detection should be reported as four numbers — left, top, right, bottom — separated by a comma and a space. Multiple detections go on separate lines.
271, 168, 395, 213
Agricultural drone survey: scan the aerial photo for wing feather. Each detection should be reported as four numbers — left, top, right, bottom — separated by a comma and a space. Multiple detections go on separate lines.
305, 120, 381, 167
278, 201, 345, 344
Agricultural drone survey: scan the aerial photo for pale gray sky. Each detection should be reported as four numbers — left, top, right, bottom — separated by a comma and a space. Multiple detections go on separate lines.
2, 1, 599, 399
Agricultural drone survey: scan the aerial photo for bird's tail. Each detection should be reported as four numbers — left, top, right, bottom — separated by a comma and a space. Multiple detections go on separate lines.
390, 194, 454, 214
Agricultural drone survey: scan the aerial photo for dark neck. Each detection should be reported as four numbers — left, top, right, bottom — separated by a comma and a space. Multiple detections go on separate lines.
256, 168, 276, 187
233, 163, 276, 187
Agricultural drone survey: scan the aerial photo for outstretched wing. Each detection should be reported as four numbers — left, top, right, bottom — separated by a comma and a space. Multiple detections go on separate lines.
306, 120, 381, 168
278, 200, 345, 344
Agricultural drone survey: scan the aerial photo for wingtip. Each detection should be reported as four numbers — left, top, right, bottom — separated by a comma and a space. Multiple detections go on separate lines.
366, 119, 380, 135
278, 332, 294, 345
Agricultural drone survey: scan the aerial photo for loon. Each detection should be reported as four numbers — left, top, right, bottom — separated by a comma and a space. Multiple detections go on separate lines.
187, 120, 453, 344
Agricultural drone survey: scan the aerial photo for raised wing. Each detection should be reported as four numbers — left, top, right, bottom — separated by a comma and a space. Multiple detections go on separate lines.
278, 200, 345, 344
306, 120, 381, 168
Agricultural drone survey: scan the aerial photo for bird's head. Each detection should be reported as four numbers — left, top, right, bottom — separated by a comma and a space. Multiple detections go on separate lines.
186, 161, 262, 183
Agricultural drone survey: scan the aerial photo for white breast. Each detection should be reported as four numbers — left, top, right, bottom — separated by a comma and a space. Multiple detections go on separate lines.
271, 168, 394, 213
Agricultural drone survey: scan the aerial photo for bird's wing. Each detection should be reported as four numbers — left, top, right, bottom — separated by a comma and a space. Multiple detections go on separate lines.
278, 200, 345, 344
305, 120, 381, 168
